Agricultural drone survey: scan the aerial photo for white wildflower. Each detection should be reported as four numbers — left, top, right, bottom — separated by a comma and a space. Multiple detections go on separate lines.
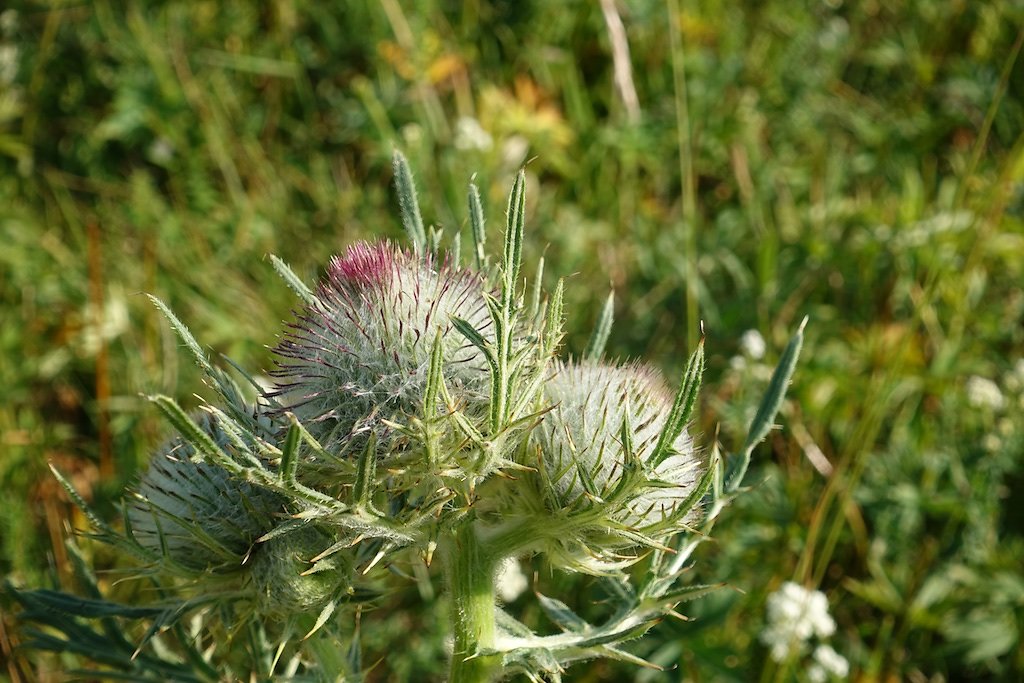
495, 557, 528, 603
454, 116, 493, 151
811, 644, 849, 680
0, 44, 18, 86
1009, 358, 1024, 392
501, 135, 529, 169
148, 137, 175, 164
761, 582, 836, 662
0, 10, 16, 36
740, 329, 766, 359
982, 433, 1002, 452
966, 376, 1004, 410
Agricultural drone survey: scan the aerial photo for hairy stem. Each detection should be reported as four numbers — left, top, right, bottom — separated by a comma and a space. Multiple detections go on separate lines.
447, 522, 502, 683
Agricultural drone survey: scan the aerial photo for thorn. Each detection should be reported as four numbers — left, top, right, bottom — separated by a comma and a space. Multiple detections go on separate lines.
363, 549, 387, 574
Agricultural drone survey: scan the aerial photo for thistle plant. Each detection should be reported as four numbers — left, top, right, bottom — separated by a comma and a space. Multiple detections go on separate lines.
8, 153, 804, 682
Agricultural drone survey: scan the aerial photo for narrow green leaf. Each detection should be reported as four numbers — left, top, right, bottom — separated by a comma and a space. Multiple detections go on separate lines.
353, 433, 378, 507
529, 256, 546, 322
148, 395, 239, 474
468, 181, 487, 270
584, 290, 615, 360
451, 317, 495, 368
269, 254, 314, 305
146, 295, 212, 375
536, 592, 590, 633
280, 419, 301, 484
502, 170, 526, 309
11, 589, 166, 619
427, 225, 443, 256
347, 619, 363, 676
303, 600, 338, 640
443, 396, 487, 447
49, 465, 115, 535
544, 279, 565, 355
451, 231, 461, 266
728, 316, 806, 490
423, 330, 445, 418
654, 449, 717, 531
392, 150, 426, 252
651, 336, 705, 467
200, 405, 269, 470
657, 582, 726, 607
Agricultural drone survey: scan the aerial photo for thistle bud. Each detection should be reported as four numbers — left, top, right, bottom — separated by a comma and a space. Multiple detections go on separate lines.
250, 527, 351, 616
127, 414, 285, 573
534, 361, 704, 570
272, 241, 492, 454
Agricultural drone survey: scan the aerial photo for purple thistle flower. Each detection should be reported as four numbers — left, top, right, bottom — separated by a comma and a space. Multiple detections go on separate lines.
271, 241, 492, 454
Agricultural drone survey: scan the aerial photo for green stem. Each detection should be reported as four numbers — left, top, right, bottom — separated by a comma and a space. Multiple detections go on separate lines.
447, 522, 502, 683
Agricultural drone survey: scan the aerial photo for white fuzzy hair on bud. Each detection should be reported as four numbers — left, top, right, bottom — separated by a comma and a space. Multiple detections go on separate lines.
271, 241, 492, 453
537, 361, 704, 535
127, 414, 285, 573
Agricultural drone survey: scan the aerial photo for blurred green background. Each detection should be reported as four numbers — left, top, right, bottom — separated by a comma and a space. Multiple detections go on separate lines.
2, 0, 1023, 680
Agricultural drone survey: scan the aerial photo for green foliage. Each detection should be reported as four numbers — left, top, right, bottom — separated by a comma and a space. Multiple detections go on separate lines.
2, 0, 1024, 680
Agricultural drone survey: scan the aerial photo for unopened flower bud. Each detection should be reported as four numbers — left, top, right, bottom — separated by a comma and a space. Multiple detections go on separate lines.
272, 241, 492, 454
250, 527, 350, 616
128, 414, 285, 573
533, 361, 704, 570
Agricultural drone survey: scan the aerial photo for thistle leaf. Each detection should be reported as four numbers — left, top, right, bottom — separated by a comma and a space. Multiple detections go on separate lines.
584, 290, 614, 360
537, 592, 590, 633
529, 256, 545, 321
544, 279, 565, 356
728, 316, 807, 490
353, 433, 378, 507
280, 420, 301, 484
451, 316, 496, 368
503, 170, 526, 310
148, 396, 240, 474
146, 295, 213, 376
467, 180, 488, 271
269, 254, 315, 305
423, 329, 445, 417
651, 336, 705, 467
392, 150, 427, 253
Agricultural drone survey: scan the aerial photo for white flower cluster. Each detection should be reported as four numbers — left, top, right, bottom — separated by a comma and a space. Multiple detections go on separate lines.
761, 582, 848, 680
966, 375, 1005, 411
495, 557, 529, 603
740, 329, 767, 360
455, 116, 494, 151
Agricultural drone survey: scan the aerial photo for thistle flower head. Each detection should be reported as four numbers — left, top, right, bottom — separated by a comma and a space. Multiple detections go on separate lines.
272, 241, 492, 454
533, 361, 704, 570
127, 414, 285, 573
